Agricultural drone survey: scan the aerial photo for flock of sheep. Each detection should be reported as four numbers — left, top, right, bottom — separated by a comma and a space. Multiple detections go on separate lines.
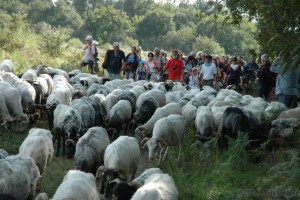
0, 59, 299, 200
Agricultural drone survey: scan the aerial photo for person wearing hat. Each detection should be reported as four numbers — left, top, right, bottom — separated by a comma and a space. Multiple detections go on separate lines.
105, 42, 126, 80
92, 40, 99, 73
80, 35, 96, 74
136, 60, 147, 81
256, 54, 276, 100
163, 49, 184, 82
270, 56, 300, 108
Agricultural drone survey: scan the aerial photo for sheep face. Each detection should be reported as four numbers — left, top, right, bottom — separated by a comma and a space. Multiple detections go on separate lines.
15, 115, 29, 133
146, 139, 159, 161
100, 170, 119, 199
65, 139, 76, 159
135, 127, 147, 143
115, 182, 137, 200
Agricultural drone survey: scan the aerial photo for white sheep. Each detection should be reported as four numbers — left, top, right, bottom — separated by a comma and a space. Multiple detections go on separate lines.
74, 127, 110, 174
96, 136, 141, 199
19, 128, 54, 176
135, 103, 182, 142
131, 173, 178, 200
39, 66, 69, 81
21, 68, 38, 81
182, 103, 197, 125
102, 93, 118, 116
0, 154, 40, 200
0, 59, 14, 73
0, 81, 29, 132
52, 170, 99, 200
211, 106, 229, 132
195, 106, 215, 141
277, 107, 300, 121
0, 148, 9, 159
113, 168, 164, 199
264, 101, 287, 121
141, 114, 185, 163
243, 97, 269, 123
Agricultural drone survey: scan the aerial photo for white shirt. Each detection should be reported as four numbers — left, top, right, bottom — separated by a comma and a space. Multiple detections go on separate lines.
83, 45, 95, 62
200, 62, 217, 80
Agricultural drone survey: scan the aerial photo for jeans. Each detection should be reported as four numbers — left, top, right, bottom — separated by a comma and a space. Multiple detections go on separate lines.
125, 70, 135, 80
106, 71, 121, 80
278, 94, 298, 109
258, 86, 271, 100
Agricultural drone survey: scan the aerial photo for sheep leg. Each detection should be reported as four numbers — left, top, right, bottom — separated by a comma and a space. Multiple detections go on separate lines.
162, 147, 169, 162
124, 121, 129, 135
177, 146, 182, 161
56, 133, 60, 157
62, 134, 66, 156
158, 146, 166, 164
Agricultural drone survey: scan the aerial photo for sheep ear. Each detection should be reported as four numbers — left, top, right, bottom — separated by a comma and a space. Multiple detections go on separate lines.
156, 138, 167, 147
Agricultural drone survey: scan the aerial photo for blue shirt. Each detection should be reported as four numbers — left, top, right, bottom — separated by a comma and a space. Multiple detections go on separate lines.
185, 64, 193, 73
270, 57, 300, 96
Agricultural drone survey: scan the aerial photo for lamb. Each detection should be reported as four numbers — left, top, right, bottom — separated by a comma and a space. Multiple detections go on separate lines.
52, 170, 99, 200
0, 59, 14, 73
19, 128, 54, 176
0, 81, 29, 133
195, 106, 215, 142
53, 104, 83, 158
131, 173, 178, 200
74, 127, 110, 174
113, 168, 163, 200
135, 103, 182, 142
96, 136, 141, 200
70, 98, 96, 132
141, 114, 185, 163
105, 100, 132, 140
0, 148, 9, 159
0, 154, 40, 200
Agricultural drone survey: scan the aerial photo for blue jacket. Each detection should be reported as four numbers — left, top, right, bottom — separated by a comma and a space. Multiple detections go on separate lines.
270, 57, 300, 96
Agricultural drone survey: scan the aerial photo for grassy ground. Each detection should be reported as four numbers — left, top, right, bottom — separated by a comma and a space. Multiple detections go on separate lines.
1, 124, 300, 199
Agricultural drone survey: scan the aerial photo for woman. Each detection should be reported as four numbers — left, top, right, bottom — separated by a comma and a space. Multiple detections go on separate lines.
227, 56, 242, 88
145, 52, 158, 80
123, 46, 139, 80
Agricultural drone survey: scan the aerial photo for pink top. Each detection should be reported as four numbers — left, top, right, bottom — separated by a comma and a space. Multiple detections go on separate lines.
145, 60, 158, 73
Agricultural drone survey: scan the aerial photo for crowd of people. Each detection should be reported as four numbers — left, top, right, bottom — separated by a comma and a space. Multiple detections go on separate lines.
80, 35, 300, 109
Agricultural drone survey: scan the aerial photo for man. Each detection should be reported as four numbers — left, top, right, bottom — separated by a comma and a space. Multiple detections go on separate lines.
270, 56, 300, 108
256, 54, 275, 100
106, 42, 126, 80
153, 47, 165, 71
199, 55, 217, 87
80, 35, 96, 74
163, 49, 184, 82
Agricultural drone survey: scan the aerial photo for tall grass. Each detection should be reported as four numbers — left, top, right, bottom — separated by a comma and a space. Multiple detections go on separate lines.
161, 127, 300, 200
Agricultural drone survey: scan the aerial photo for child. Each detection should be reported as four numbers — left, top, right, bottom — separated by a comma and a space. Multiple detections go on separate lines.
91, 40, 99, 73
136, 60, 147, 81
184, 57, 194, 84
189, 67, 200, 87
150, 67, 160, 82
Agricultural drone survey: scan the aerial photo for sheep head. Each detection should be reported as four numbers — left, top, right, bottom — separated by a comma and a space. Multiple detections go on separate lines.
65, 139, 76, 159
134, 127, 147, 143
15, 114, 29, 133
146, 138, 160, 161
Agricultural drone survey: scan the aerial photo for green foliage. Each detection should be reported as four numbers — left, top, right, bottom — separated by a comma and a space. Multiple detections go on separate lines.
221, 0, 300, 67
160, 25, 196, 55
84, 5, 133, 44
193, 35, 225, 55
136, 9, 175, 46
40, 24, 68, 58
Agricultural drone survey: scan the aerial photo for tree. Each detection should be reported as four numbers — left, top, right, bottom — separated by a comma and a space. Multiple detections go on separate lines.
220, 0, 300, 66
136, 9, 174, 47
83, 6, 134, 44
160, 26, 196, 54
193, 35, 225, 55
